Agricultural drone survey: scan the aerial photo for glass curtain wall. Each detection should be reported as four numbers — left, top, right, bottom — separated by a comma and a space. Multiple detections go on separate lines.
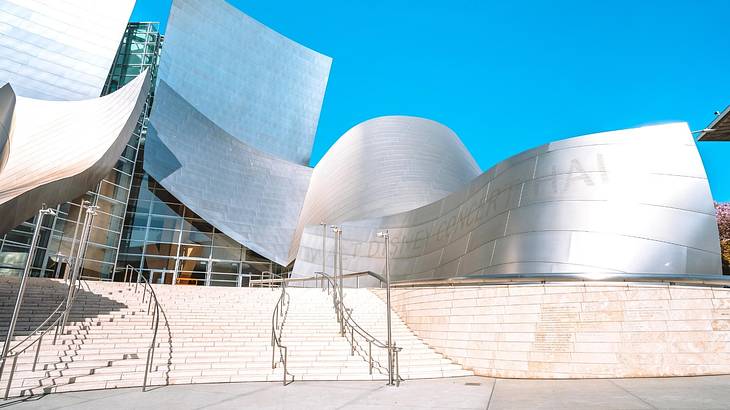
117, 167, 286, 287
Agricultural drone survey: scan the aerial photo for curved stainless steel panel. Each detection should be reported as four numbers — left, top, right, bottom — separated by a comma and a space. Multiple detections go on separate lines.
292, 123, 722, 279
145, 82, 312, 266
0, 70, 151, 234
288, 115, 481, 262
0, 83, 15, 171
159, 0, 331, 165
144, 0, 331, 265
0, 0, 135, 100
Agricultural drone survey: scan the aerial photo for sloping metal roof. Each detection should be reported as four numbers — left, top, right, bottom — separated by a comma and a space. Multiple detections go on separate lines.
698, 105, 730, 141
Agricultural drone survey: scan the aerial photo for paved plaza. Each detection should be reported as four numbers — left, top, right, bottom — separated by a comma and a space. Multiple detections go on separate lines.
4, 375, 730, 409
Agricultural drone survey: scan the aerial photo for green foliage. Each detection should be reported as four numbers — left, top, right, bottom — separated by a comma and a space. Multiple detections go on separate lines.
716, 202, 730, 273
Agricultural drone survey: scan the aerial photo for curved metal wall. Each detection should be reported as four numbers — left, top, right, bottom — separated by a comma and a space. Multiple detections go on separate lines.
144, 0, 331, 265
158, 0, 331, 165
292, 123, 722, 279
0, 0, 135, 100
288, 116, 481, 262
145, 82, 312, 266
0, 83, 14, 171
0, 70, 151, 234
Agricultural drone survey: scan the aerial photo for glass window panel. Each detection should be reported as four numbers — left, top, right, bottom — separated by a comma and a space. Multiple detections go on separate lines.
211, 261, 239, 274
3, 230, 32, 246
241, 262, 272, 277
211, 246, 241, 261
119, 240, 144, 255
211, 232, 240, 248
142, 256, 176, 271
94, 197, 125, 217
181, 230, 212, 246
146, 228, 177, 244
149, 215, 181, 231
151, 201, 183, 218
179, 244, 210, 259
117, 253, 142, 270
80, 260, 114, 280
143, 242, 178, 258
83, 243, 116, 264
128, 199, 150, 216
245, 249, 270, 263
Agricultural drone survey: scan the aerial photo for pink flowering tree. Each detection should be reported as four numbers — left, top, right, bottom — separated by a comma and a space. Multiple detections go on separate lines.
716, 202, 730, 273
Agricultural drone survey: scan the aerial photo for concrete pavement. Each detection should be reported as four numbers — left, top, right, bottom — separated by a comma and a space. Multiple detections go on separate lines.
4, 375, 730, 409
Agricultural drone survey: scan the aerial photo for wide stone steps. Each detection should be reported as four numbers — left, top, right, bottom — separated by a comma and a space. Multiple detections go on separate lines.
0, 277, 469, 398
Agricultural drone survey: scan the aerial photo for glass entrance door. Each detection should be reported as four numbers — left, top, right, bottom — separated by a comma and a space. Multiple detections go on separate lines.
176, 258, 208, 285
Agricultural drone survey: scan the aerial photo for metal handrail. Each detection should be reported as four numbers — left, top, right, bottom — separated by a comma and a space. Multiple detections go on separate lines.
0, 278, 84, 399
270, 280, 293, 385
250, 271, 285, 288
124, 265, 163, 392
389, 272, 730, 288
313, 272, 401, 384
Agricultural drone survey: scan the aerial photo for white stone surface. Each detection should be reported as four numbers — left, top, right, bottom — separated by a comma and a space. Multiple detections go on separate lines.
377, 283, 730, 378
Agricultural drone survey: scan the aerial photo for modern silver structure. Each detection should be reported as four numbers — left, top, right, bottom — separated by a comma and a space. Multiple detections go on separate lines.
288, 116, 481, 262
0, 71, 151, 234
156, 0, 330, 165
144, 0, 331, 266
0, 0, 722, 286
0, 0, 136, 100
293, 122, 722, 280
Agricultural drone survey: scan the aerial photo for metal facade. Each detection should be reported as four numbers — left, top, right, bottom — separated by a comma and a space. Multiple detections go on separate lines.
145, 0, 331, 265
0, 0, 135, 100
288, 116, 481, 262
156, 0, 331, 165
293, 123, 722, 280
0, 71, 151, 235
145, 82, 312, 266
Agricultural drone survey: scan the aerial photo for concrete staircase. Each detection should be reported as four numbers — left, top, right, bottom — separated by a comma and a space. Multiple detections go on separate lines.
343, 289, 473, 380
0, 278, 470, 398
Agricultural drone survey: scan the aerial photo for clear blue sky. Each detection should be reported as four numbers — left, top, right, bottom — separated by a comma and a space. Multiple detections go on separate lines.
132, 0, 730, 201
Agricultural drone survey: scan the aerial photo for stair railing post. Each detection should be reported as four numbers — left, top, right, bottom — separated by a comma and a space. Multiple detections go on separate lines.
337, 227, 344, 333
4, 354, 18, 399
1, 206, 55, 370
377, 230, 394, 386
320, 222, 327, 291
368, 341, 373, 374
32, 333, 44, 372
61, 203, 96, 333
63, 201, 85, 281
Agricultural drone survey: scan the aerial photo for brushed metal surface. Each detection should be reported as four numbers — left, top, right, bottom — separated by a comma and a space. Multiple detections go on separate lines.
0, 0, 135, 100
0, 82, 14, 171
144, 0, 331, 265
158, 0, 331, 165
292, 123, 722, 279
288, 116, 481, 263
0, 70, 151, 234
145, 82, 312, 266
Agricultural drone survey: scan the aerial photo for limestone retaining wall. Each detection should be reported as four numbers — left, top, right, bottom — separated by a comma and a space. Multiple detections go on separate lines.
372, 283, 730, 378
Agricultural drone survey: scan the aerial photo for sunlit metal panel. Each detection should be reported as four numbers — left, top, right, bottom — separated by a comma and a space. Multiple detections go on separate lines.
293, 123, 722, 280
0, 0, 135, 100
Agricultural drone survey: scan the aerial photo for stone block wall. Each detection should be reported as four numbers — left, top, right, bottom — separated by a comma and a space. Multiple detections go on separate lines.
372, 283, 730, 378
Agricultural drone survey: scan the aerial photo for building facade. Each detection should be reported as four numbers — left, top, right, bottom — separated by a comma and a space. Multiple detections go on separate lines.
0, 21, 161, 280
0, 0, 723, 287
